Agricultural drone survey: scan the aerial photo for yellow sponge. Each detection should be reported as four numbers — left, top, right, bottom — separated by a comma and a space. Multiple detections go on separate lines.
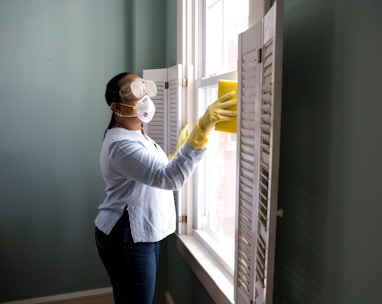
215, 80, 238, 133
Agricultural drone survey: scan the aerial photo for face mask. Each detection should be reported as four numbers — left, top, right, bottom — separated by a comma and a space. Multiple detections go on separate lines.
118, 95, 156, 123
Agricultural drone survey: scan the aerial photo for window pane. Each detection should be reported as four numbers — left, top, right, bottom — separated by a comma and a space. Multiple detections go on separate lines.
198, 85, 237, 269
205, 132, 237, 243
204, 0, 249, 77
194, 0, 248, 272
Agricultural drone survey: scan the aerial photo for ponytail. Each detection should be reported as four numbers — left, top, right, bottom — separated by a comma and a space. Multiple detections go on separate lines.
103, 72, 130, 137
104, 113, 116, 138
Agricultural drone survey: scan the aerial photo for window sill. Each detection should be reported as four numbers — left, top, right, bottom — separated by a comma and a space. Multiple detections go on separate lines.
176, 234, 234, 304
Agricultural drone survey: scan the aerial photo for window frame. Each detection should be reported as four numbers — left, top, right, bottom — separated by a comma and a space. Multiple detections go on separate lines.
193, 0, 254, 276
175, 1, 282, 304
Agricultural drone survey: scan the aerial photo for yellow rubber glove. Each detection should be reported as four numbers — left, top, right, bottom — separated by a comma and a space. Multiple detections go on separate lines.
186, 91, 237, 149
168, 123, 190, 160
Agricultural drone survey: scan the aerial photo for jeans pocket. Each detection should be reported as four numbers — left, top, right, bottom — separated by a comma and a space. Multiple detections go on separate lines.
95, 227, 112, 248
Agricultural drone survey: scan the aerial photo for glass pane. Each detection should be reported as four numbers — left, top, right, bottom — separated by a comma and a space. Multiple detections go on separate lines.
198, 85, 237, 266
204, 0, 249, 77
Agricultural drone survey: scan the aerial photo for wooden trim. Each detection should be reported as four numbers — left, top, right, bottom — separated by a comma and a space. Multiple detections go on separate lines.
2, 287, 113, 304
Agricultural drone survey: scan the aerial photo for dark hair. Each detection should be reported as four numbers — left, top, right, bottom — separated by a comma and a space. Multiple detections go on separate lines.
104, 72, 129, 136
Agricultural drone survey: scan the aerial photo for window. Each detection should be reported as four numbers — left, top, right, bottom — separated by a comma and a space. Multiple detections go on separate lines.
145, 1, 284, 303
193, 0, 249, 276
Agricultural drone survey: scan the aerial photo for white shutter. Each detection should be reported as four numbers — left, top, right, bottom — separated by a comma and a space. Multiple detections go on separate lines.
167, 65, 183, 155
235, 19, 264, 304
166, 65, 185, 234
143, 65, 182, 154
142, 68, 168, 151
143, 65, 185, 233
235, 1, 283, 304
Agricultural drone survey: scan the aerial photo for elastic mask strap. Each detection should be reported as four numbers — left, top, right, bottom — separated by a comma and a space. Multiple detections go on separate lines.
119, 103, 137, 109
112, 103, 137, 118
115, 112, 137, 118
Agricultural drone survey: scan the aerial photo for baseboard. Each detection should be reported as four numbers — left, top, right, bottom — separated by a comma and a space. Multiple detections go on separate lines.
3, 288, 174, 304
1, 287, 113, 304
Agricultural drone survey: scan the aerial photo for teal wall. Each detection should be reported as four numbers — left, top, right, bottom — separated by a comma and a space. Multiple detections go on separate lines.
0, 0, 168, 302
275, 0, 382, 303
131, 1, 165, 73
0, 0, 129, 301
166, 236, 215, 304
165, 0, 178, 68
131, 0, 177, 73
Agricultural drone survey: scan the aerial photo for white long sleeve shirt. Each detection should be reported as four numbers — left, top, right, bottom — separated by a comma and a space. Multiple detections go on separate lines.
95, 128, 204, 242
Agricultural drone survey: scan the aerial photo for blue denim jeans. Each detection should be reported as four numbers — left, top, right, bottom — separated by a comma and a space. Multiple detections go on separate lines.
95, 211, 159, 304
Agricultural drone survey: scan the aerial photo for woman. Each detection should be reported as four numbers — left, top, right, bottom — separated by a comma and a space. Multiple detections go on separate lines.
95, 72, 236, 303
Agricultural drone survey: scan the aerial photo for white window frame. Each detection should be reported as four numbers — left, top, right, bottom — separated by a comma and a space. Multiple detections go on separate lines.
176, 1, 282, 304
175, 1, 284, 304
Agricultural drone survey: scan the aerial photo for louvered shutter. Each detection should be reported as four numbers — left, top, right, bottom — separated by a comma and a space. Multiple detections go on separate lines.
166, 65, 185, 233
235, 19, 263, 304
142, 68, 168, 152
235, 1, 283, 304
167, 65, 183, 155
143, 65, 184, 233
143, 66, 182, 154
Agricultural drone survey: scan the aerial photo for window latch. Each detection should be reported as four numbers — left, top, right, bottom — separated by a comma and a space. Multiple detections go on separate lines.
178, 215, 187, 223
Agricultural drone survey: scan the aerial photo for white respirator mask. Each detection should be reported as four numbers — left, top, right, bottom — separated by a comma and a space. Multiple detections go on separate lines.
117, 95, 156, 123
